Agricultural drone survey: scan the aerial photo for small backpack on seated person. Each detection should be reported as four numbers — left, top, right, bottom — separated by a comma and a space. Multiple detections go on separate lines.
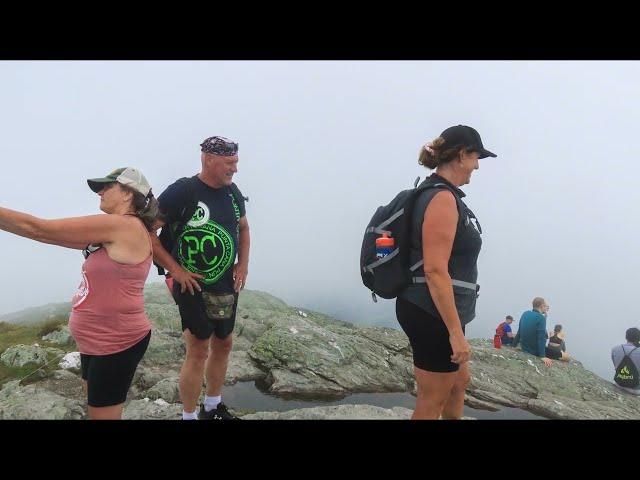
359, 177, 475, 302
614, 346, 640, 389
494, 323, 507, 349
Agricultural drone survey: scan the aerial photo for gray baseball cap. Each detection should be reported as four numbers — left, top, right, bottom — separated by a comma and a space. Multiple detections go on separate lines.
87, 167, 152, 197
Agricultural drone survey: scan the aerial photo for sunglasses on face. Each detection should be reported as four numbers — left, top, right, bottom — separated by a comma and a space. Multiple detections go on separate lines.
99, 182, 117, 193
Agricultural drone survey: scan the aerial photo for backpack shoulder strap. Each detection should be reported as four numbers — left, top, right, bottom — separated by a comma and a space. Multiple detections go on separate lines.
155, 175, 199, 276
411, 181, 466, 226
178, 175, 199, 223
228, 182, 248, 204
428, 182, 482, 233
407, 182, 479, 281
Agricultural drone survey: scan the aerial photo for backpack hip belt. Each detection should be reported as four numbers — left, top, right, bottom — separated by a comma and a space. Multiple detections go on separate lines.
408, 259, 479, 292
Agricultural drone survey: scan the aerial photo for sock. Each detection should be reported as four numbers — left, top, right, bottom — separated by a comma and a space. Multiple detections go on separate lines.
182, 410, 199, 420
204, 395, 222, 412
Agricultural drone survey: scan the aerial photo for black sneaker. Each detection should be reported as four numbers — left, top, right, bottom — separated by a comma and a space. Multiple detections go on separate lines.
199, 402, 241, 420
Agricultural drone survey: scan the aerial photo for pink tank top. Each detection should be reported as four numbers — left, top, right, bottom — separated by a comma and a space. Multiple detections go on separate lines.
69, 222, 153, 355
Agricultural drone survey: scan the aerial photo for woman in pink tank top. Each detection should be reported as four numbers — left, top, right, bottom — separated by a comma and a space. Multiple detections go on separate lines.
0, 167, 159, 420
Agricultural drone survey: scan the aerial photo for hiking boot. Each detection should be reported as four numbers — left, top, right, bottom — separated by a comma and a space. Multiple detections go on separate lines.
199, 402, 241, 420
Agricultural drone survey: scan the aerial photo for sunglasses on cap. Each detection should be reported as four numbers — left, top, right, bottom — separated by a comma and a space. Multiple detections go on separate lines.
462, 207, 482, 234
82, 243, 103, 260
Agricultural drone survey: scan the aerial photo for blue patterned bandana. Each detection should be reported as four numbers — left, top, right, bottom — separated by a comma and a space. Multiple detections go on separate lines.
200, 136, 239, 156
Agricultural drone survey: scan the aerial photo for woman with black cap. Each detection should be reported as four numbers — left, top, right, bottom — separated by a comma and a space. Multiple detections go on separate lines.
0, 167, 159, 419
397, 125, 496, 419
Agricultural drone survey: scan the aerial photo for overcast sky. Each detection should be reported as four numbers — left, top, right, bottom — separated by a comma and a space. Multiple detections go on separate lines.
0, 61, 637, 381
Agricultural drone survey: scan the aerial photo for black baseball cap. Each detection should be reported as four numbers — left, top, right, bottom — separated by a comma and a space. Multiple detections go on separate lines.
440, 125, 497, 159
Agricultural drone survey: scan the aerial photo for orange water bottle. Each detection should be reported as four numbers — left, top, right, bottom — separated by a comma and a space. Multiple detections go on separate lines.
376, 233, 395, 259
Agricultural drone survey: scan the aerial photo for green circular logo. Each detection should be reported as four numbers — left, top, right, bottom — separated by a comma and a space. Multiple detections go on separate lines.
177, 221, 234, 285
187, 202, 210, 228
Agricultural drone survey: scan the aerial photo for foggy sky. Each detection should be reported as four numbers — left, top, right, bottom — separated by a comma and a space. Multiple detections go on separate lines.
1, 61, 637, 381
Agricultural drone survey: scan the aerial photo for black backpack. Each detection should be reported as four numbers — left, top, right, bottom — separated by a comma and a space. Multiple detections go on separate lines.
360, 177, 461, 302
154, 175, 247, 276
614, 346, 640, 389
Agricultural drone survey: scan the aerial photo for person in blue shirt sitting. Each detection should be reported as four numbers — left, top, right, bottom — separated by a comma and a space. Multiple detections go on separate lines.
512, 297, 553, 367
496, 315, 515, 346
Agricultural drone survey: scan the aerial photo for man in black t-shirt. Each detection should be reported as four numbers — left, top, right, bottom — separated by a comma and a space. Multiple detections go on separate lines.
152, 136, 250, 420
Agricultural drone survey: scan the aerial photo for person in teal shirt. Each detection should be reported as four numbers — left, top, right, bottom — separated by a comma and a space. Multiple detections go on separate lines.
513, 297, 553, 367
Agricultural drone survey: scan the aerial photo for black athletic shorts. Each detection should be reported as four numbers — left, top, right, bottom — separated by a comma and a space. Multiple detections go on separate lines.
396, 297, 465, 373
80, 330, 151, 408
545, 346, 562, 360
174, 287, 239, 340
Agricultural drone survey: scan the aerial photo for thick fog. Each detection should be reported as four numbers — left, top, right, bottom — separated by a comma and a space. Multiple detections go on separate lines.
0, 61, 636, 381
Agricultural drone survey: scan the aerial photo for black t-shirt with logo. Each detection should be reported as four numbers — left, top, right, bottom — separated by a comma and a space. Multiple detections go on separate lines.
158, 176, 246, 293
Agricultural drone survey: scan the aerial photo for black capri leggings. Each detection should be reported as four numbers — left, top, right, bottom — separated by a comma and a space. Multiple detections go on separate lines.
395, 297, 465, 373
80, 330, 151, 407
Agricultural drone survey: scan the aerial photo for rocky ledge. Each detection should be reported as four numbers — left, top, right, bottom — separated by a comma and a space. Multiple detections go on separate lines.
1, 283, 638, 420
